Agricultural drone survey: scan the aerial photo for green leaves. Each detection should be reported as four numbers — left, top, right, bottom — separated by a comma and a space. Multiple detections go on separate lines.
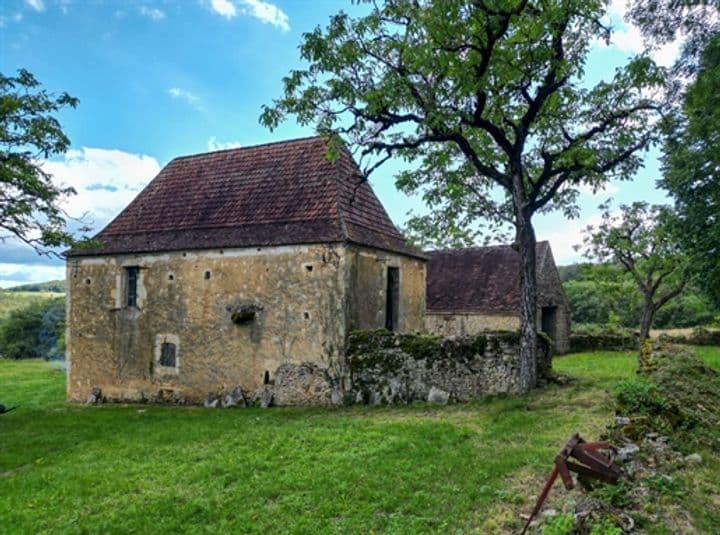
261, 0, 662, 245
660, 32, 720, 305
578, 201, 690, 337
1, 69, 84, 255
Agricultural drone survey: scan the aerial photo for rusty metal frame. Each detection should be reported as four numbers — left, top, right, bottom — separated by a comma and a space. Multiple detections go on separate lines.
520, 433, 621, 534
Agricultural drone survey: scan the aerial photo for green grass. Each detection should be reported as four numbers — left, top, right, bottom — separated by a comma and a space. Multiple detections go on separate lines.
1, 348, 718, 534
0, 291, 64, 320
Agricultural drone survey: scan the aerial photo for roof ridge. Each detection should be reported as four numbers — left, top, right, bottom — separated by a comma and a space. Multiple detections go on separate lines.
170, 135, 325, 162
99, 217, 339, 236
426, 241, 551, 254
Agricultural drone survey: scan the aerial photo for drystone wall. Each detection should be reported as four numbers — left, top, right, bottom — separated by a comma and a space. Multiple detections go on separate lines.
343, 330, 552, 405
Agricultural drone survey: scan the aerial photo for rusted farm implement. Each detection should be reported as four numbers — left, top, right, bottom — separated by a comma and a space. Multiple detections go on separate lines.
521, 433, 622, 534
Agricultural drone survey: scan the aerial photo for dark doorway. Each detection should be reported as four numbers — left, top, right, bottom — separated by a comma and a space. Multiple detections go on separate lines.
385, 267, 399, 331
541, 306, 557, 341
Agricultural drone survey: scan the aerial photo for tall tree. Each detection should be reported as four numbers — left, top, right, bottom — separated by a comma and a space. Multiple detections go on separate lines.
578, 201, 688, 339
0, 69, 80, 254
660, 34, 720, 306
261, 0, 663, 391
629, 2, 720, 305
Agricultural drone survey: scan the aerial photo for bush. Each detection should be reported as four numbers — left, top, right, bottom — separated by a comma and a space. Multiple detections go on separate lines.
614, 378, 666, 415
0, 297, 65, 360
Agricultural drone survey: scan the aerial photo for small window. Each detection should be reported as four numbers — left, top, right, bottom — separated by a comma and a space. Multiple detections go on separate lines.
159, 342, 176, 368
125, 266, 139, 307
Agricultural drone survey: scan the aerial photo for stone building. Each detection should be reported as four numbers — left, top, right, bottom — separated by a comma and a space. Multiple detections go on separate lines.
65, 137, 426, 404
424, 242, 570, 353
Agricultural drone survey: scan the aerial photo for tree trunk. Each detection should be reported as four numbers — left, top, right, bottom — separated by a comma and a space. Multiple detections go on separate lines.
515, 207, 538, 392
639, 296, 656, 340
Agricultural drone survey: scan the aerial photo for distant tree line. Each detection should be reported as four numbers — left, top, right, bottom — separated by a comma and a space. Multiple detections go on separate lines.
559, 263, 718, 331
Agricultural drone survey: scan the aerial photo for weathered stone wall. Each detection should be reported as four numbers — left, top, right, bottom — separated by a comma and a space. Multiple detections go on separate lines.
66, 244, 350, 404
425, 313, 519, 336
346, 245, 426, 333
425, 309, 570, 355
344, 330, 552, 404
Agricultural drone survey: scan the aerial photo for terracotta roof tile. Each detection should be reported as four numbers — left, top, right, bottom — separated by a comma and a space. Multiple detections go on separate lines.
425, 242, 551, 314
68, 137, 423, 259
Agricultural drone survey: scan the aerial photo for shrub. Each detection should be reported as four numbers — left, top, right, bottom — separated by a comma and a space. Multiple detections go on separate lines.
0, 297, 65, 360
613, 378, 666, 415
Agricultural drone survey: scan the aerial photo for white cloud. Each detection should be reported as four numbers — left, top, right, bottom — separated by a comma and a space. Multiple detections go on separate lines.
239, 0, 289, 31
42, 147, 162, 233
594, 0, 681, 68
210, 0, 236, 19
208, 0, 289, 31
25, 0, 45, 12
139, 6, 166, 21
0, 263, 66, 288
0, 148, 161, 286
168, 87, 205, 112
207, 137, 242, 151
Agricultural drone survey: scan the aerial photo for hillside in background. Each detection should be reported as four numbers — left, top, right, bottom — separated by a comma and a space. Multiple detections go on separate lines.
2, 280, 66, 293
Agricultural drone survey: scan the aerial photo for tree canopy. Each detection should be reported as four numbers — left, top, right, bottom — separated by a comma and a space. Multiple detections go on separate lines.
659, 34, 720, 306
0, 69, 81, 254
578, 201, 688, 339
262, 0, 665, 390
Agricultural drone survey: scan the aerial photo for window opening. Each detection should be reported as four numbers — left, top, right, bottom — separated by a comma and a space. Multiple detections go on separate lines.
159, 342, 176, 368
125, 266, 139, 307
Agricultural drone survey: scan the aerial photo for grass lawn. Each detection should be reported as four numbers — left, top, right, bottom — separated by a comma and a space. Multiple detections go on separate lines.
1, 349, 718, 534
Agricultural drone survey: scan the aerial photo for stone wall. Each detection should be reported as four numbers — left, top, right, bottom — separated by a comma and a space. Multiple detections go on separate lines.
67, 243, 428, 405
346, 245, 426, 333
66, 244, 350, 403
425, 312, 519, 336
425, 308, 570, 355
190, 330, 551, 407
343, 330, 552, 404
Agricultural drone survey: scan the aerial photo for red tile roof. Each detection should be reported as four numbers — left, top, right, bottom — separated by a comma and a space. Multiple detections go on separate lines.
425, 242, 552, 314
68, 137, 423, 258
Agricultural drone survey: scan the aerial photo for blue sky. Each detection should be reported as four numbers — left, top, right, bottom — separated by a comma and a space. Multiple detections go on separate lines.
0, 0, 679, 287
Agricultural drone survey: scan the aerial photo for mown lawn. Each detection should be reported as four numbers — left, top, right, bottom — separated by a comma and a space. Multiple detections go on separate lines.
0, 349, 718, 534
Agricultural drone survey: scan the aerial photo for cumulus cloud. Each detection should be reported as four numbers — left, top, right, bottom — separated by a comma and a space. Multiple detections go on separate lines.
42, 147, 162, 232
208, 0, 289, 31
167, 87, 205, 112
240, 0, 289, 31
0, 148, 161, 286
207, 137, 242, 151
139, 6, 166, 21
25, 0, 44, 12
